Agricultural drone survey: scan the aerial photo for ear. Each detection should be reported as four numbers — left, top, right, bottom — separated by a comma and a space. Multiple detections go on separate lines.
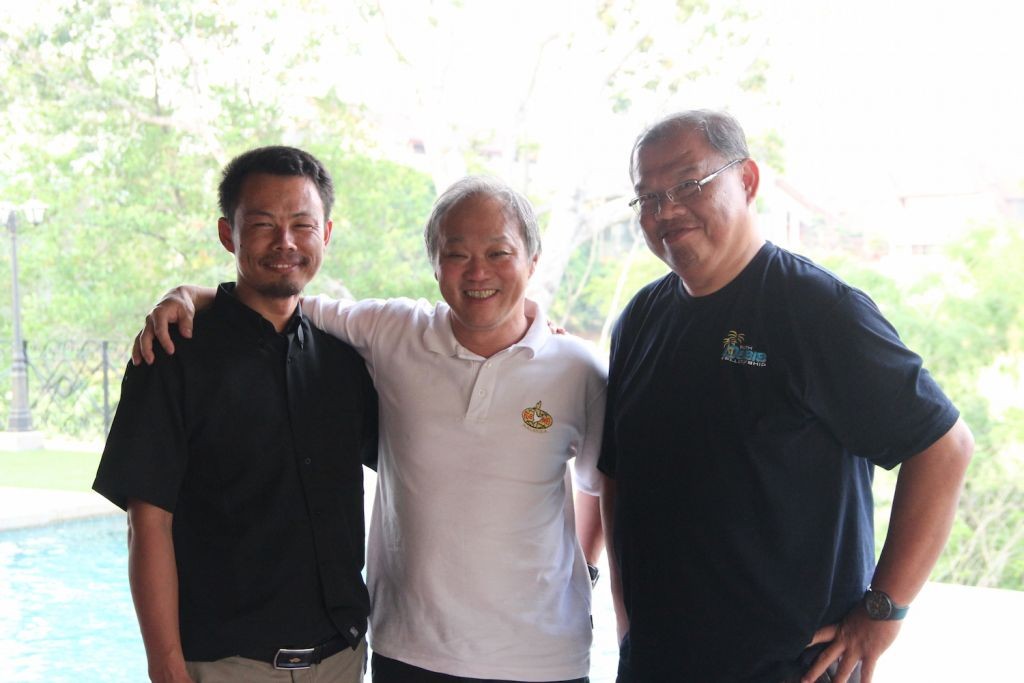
741, 158, 760, 205
218, 217, 237, 254
322, 219, 333, 248
528, 252, 539, 277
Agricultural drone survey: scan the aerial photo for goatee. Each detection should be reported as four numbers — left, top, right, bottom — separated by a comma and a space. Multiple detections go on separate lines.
255, 281, 304, 298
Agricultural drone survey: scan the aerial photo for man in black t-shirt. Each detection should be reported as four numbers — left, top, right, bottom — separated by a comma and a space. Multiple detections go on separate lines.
93, 147, 377, 682
598, 111, 974, 683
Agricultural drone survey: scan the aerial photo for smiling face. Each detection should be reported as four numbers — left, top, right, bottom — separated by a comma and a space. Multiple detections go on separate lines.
634, 125, 761, 296
434, 193, 538, 356
218, 172, 332, 318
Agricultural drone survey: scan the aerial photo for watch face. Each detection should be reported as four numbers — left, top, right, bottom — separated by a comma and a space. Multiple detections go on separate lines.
865, 590, 893, 619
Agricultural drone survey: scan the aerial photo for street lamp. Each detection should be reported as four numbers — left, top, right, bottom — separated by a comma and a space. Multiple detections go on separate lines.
4, 199, 46, 433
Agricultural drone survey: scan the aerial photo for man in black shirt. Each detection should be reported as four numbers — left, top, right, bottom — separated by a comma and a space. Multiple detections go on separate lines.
93, 146, 377, 682
599, 111, 974, 683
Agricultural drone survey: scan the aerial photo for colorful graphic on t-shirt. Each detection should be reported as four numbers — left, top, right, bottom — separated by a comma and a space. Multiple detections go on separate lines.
521, 401, 554, 432
721, 330, 768, 367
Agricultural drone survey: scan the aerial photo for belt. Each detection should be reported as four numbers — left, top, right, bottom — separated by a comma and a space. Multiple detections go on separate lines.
251, 634, 351, 670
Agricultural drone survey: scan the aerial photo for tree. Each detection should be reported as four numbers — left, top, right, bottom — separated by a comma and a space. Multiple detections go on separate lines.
824, 220, 1024, 590
0, 0, 436, 345
340, 0, 776, 330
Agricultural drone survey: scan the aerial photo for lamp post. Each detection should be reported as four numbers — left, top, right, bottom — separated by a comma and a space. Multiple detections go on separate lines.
4, 199, 46, 433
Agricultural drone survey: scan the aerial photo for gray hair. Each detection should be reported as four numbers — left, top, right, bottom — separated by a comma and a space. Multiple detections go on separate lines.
424, 176, 542, 269
630, 109, 750, 182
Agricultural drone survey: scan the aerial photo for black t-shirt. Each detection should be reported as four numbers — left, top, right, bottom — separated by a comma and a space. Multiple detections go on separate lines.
599, 243, 959, 682
94, 283, 378, 661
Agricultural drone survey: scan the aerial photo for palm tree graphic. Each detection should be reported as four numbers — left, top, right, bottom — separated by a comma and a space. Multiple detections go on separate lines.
722, 330, 745, 347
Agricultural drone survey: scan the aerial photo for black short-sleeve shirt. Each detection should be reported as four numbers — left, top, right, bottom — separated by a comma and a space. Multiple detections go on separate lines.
599, 244, 959, 682
93, 283, 378, 661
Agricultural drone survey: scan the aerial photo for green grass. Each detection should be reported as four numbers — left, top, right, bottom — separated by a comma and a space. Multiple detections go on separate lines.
0, 449, 101, 492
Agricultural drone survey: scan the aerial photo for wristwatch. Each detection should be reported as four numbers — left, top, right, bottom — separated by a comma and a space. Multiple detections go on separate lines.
862, 589, 909, 621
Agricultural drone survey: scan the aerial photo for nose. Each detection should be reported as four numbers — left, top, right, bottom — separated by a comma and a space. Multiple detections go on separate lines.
640, 196, 687, 231
464, 255, 490, 280
271, 225, 297, 250
656, 195, 692, 221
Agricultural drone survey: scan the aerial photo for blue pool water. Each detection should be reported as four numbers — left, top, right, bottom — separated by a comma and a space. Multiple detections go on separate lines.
0, 514, 146, 682
0, 512, 618, 682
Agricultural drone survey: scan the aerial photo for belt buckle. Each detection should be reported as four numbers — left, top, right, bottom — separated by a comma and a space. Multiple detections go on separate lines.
273, 647, 315, 670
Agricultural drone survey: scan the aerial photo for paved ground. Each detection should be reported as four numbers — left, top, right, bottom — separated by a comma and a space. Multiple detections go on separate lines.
870, 580, 1022, 681
0, 486, 120, 531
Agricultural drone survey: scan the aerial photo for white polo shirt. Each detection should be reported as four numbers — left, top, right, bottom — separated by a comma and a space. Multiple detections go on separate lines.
302, 295, 605, 681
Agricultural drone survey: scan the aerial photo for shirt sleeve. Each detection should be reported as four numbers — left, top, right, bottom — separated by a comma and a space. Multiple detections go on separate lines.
573, 342, 608, 495
798, 290, 959, 469
92, 352, 188, 512
300, 295, 388, 361
597, 313, 626, 478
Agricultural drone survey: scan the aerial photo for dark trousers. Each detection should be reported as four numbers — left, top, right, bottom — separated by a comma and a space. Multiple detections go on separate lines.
371, 652, 589, 683
782, 660, 862, 683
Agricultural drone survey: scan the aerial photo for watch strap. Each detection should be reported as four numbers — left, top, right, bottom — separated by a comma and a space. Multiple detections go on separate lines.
864, 588, 910, 620
889, 603, 910, 620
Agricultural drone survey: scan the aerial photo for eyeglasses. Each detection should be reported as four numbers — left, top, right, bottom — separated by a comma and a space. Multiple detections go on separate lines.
628, 157, 746, 217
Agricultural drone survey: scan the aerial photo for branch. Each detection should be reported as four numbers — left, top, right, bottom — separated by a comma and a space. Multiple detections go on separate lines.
371, 0, 411, 66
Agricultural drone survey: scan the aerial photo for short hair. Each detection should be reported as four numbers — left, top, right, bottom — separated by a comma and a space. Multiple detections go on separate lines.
630, 109, 750, 182
423, 176, 541, 269
218, 146, 334, 224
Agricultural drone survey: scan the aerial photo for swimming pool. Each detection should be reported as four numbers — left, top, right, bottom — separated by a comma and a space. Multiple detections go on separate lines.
0, 512, 619, 682
0, 514, 146, 682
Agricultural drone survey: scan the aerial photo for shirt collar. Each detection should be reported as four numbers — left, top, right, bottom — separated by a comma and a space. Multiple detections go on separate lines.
214, 282, 309, 347
422, 298, 548, 359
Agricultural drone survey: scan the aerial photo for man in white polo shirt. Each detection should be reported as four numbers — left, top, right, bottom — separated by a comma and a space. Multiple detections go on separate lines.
135, 176, 606, 683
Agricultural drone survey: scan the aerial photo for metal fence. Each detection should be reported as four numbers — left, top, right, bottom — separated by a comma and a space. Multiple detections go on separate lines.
0, 339, 132, 440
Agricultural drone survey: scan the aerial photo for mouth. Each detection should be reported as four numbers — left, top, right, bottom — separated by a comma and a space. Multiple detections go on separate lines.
658, 224, 700, 243
464, 289, 498, 299
262, 258, 307, 272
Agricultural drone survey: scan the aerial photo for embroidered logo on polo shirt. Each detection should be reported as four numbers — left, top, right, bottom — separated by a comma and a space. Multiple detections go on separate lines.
521, 401, 554, 432
721, 330, 767, 367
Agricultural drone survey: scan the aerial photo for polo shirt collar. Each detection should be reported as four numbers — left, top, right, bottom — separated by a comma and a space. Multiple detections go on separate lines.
422, 298, 549, 359
516, 299, 549, 358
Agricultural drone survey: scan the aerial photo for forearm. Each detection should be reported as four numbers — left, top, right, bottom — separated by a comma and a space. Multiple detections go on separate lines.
871, 417, 973, 605
574, 491, 604, 565
599, 474, 628, 641
135, 285, 217, 365
183, 285, 216, 307
805, 419, 973, 683
127, 500, 191, 682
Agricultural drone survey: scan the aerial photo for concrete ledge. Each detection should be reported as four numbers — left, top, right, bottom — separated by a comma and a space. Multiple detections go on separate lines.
0, 487, 121, 531
0, 431, 45, 451
873, 581, 1023, 681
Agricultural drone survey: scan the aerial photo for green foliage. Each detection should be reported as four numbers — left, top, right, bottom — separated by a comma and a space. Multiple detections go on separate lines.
311, 153, 438, 301
0, 449, 102, 492
0, 0, 436, 346
548, 225, 668, 342
824, 221, 1024, 590
597, 0, 766, 116
747, 128, 786, 173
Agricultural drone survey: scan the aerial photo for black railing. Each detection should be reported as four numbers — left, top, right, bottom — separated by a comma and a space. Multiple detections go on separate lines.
0, 339, 132, 440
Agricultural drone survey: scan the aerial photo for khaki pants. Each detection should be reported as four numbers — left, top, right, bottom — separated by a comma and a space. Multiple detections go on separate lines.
186, 639, 366, 683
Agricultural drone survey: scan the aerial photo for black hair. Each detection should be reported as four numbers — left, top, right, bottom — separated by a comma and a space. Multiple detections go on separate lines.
218, 146, 334, 224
